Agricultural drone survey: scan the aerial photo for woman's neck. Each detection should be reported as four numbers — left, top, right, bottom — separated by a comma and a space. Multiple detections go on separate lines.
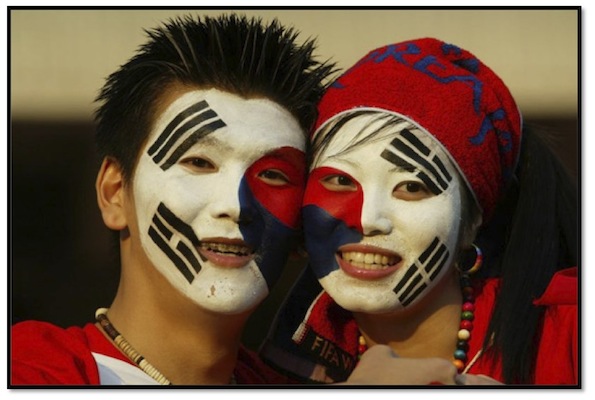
354, 271, 462, 360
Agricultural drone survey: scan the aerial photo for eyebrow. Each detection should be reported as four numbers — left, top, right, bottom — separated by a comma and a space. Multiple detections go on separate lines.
160, 119, 226, 170
325, 155, 359, 169
189, 135, 234, 152
380, 150, 418, 173
148, 100, 210, 157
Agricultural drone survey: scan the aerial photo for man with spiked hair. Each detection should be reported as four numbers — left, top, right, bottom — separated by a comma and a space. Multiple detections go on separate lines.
11, 14, 334, 385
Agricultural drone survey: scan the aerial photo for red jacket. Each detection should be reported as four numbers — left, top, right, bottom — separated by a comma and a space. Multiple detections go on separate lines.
260, 267, 578, 385
11, 321, 291, 385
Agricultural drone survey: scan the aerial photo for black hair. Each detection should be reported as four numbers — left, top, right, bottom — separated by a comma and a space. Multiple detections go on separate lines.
94, 13, 336, 182
476, 124, 578, 383
309, 110, 416, 165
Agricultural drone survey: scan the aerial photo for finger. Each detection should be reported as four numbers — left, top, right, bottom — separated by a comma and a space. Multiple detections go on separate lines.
457, 373, 503, 385
360, 344, 399, 359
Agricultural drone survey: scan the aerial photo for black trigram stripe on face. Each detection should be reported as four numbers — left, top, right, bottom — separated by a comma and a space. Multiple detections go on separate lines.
380, 129, 452, 195
392, 237, 449, 306
147, 100, 226, 170
148, 203, 202, 283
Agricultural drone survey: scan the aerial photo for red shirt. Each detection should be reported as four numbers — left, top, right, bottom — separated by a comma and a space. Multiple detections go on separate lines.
11, 321, 291, 385
260, 267, 578, 385
467, 267, 578, 384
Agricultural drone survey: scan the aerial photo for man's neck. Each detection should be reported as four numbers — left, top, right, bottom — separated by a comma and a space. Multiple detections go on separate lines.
105, 252, 251, 384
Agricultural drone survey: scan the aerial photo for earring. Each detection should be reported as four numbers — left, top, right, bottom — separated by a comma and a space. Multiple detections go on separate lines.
457, 243, 483, 275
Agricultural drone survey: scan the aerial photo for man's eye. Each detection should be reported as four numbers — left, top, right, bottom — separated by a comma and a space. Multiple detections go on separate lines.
258, 169, 290, 186
320, 174, 357, 192
393, 181, 432, 200
181, 157, 216, 171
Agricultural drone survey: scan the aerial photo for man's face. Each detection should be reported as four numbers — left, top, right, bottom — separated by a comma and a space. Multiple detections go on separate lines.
303, 113, 462, 313
132, 89, 305, 314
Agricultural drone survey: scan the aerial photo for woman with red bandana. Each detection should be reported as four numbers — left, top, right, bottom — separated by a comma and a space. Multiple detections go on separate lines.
261, 38, 578, 385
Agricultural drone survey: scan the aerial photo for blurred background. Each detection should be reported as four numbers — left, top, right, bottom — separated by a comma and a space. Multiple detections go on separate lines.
10, 8, 579, 350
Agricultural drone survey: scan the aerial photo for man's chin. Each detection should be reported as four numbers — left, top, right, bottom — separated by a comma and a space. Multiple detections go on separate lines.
185, 282, 268, 316
192, 296, 265, 316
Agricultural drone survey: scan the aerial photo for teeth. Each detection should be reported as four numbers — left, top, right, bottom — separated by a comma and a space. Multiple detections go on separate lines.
201, 242, 252, 256
341, 251, 398, 270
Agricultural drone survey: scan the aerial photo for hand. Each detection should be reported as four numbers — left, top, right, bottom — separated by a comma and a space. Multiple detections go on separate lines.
344, 344, 460, 385
343, 345, 504, 385
456, 373, 504, 386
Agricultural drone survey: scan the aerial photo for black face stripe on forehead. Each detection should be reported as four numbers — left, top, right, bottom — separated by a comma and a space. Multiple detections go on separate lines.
381, 148, 441, 195
380, 149, 416, 172
393, 237, 450, 306
432, 155, 452, 182
400, 129, 430, 156
146, 99, 227, 171
389, 137, 449, 190
148, 100, 209, 156
416, 170, 442, 195
160, 119, 227, 170
380, 149, 442, 194
382, 129, 454, 194
152, 109, 219, 164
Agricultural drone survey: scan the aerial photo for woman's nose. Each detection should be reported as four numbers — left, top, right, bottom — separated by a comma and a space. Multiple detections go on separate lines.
360, 193, 393, 236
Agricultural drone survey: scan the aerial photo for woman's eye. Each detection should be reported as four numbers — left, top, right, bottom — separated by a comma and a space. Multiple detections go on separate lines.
258, 169, 290, 186
393, 181, 432, 200
320, 174, 357, 191
181, 157, 216, 171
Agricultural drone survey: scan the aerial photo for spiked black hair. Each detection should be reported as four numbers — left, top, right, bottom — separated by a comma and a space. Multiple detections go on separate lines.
94, 13, 335, 181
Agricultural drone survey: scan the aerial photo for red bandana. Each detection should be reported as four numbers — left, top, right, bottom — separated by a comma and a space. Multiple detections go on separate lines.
313, 38, 522, 220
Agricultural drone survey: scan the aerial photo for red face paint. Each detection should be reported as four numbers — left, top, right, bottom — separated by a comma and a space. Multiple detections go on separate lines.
245, 147, 306, 229
303, 166, 364, 233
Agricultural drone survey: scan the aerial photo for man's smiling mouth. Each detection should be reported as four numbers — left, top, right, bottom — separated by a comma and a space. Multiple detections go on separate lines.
198, 239, 255, 268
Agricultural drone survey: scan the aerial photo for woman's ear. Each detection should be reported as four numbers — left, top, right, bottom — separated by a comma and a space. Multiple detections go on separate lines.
96, 157, 128, 230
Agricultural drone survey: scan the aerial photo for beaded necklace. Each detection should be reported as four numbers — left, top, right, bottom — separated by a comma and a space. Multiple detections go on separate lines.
95, 308, 172, 385
357, 273, 476, 373
95, 308, 239, 385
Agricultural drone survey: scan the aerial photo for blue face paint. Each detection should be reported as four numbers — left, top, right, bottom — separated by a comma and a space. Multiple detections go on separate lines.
303, 204, 362, 279
238, 176, 297, 288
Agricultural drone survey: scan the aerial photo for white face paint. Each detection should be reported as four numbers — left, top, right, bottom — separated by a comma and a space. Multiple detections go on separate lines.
133, 89, 305, 314
303, 113, 463, 314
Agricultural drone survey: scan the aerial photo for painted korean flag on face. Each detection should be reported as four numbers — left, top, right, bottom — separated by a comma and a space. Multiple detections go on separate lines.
303, 112, 463, 314
133, 89, 305, 314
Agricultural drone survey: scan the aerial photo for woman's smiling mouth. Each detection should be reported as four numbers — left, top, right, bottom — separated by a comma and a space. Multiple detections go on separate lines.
336, 244, 402, 280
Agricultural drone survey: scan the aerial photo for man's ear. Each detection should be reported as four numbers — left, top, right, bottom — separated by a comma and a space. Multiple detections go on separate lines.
96, 157, 128, 230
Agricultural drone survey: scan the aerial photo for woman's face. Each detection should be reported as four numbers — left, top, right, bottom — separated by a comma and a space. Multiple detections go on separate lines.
132, 89, 306, 315
303, 113, 463, 313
